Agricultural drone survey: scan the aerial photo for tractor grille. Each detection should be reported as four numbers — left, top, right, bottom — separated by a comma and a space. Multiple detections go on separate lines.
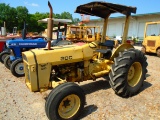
26, 64, 30, 81
147, 40, 155, 47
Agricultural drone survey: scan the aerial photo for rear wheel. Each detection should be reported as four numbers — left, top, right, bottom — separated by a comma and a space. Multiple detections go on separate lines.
109, 48, 148, 97
156, 48, 160, 57
10, 59, 24, 77
45, 82, 85, 120
4, 55, 12, 69
0, 51, 10, 63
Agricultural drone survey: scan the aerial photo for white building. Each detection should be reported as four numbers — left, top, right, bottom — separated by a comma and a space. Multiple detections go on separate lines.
85, 12, 160, 41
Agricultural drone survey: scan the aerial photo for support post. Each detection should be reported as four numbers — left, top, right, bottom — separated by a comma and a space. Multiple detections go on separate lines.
122, 14, 131, 44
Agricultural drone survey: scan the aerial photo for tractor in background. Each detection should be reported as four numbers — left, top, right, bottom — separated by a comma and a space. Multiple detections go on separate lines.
66, 25, 101, 42
0, 22, 45, 64
22, 1, 147, 120
3, 22, 47, 77
39, 16, 119, 49
38, 18, 72, 46
141, 21, 160, 57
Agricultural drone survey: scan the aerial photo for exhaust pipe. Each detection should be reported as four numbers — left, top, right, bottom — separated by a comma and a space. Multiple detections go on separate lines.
22, 21, 26, 39
47, 1, 53, 50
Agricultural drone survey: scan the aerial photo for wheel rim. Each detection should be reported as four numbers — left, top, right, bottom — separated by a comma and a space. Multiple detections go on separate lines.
58, 94, 80, 119
15, 62, 24, 75
127, 62, 142, 87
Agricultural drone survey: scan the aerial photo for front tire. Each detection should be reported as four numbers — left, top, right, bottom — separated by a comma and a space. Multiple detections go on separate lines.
109, 48, 148, 97
156, 48, 160, 57
45, 82, 85, 120
10, 59, 24, 77
4, 55, 12, 69
0, 51, 10, 63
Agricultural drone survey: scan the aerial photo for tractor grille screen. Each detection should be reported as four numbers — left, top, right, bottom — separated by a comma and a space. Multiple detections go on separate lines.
26, 64, 30, 81
147, 40, 155, 47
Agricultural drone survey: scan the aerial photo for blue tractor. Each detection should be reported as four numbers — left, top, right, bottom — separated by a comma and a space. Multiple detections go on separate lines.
3, 22, 47, 77
4, 37, 47, 77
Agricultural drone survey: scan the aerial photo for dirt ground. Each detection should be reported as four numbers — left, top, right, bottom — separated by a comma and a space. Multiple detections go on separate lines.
0, 46, 160, 120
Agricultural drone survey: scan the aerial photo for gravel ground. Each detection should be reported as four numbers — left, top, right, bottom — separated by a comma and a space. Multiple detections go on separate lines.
0, 46, 160, 120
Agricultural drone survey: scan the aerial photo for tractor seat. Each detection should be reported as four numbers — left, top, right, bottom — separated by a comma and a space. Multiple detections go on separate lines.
99, 40, 114, 50
95, 49, 112, 59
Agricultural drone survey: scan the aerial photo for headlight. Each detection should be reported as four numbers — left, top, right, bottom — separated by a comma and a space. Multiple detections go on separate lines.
10, 49, 14, 56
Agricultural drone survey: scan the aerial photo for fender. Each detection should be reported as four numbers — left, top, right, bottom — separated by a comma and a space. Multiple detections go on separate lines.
110, 43, 134, 60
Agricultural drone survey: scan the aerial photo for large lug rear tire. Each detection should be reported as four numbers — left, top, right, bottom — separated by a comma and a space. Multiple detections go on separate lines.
109, 48, 148, 97
4, 55, 12, 69
10, 59, 24, 77
156, 48, 160, 57
45, 82, 85, 120
0, 51, 10, 63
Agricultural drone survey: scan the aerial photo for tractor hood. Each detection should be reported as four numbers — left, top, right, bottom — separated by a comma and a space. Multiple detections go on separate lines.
22, 42, 98, 65
6, 38, 47, 48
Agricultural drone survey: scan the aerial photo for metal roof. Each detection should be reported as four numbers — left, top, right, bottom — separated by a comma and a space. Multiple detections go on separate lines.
38, 18, 72, 24
88, 12, 160, 22
74, 1, 136, 18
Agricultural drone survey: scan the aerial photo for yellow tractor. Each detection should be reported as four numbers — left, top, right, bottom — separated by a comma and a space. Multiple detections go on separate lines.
22, 1, 148, 120
66, 25, 101, 42
141, 21, 160, 57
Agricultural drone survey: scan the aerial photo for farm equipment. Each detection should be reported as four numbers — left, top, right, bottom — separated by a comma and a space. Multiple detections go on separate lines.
141, 21, 160, 57
66, 25, 101, 42
4, 37, 47, 77
0, 36, 44, 64
22, 1, 148, 120
0, 22, 45, 64
3, 22, 47, 77
38, 18, 72, 46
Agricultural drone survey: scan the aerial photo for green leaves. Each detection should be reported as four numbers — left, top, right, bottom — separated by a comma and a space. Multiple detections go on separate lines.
0, 3, 79, 33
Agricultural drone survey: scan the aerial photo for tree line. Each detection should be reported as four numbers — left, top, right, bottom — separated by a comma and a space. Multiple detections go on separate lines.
0, 3, 80, 33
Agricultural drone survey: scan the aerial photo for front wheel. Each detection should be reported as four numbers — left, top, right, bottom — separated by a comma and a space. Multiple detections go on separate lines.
10, 59, 24, 77
156, 48, 160, 57
45, 82, 85, 120
109, 48, 148, 97
0, 51, 10, 63
4, 55, 12, 69
141, 45, 146, 54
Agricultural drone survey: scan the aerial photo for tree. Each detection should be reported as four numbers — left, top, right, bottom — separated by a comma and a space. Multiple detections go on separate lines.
16, 6, 29, 30
0, 3, 11, 27
61, 12, 73, 19
27, 12, 49, 32
0, 3, 80, 33
0, 3, 19, 32
73, 18, 80, 24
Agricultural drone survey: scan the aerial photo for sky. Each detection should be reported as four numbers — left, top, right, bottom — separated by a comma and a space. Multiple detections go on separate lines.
1, 0, 160, 19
